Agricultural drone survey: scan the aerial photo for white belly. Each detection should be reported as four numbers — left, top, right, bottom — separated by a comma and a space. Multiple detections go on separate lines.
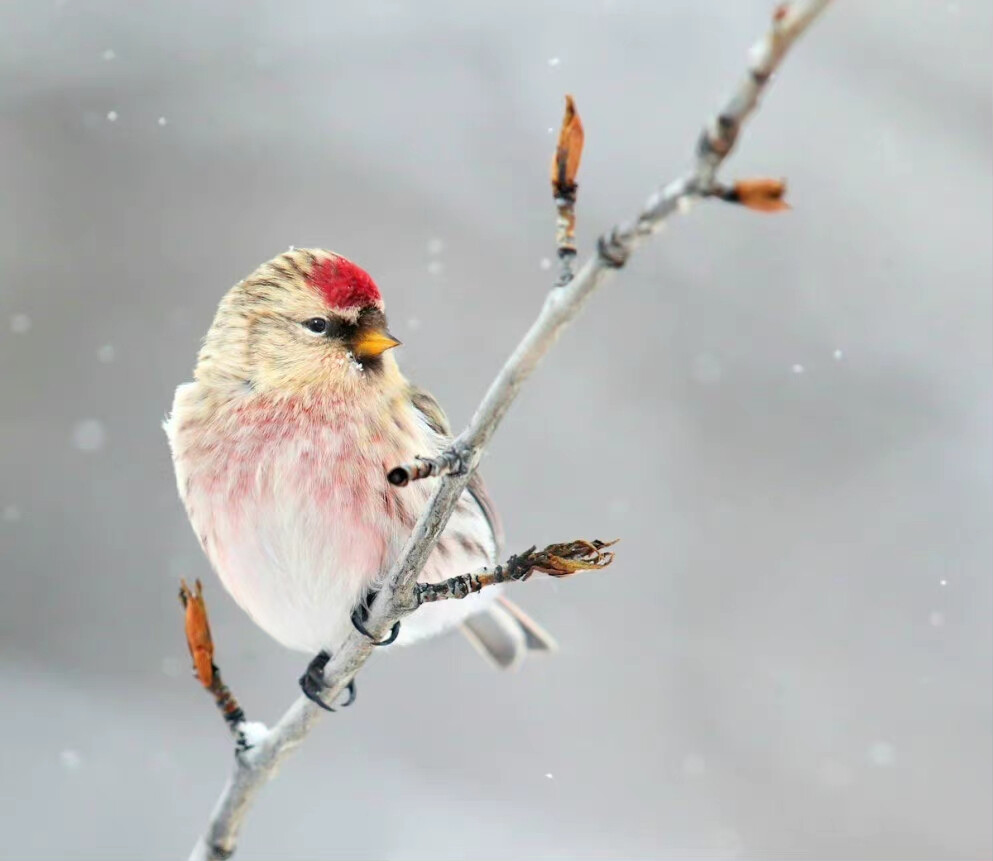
167, 386, 499, 654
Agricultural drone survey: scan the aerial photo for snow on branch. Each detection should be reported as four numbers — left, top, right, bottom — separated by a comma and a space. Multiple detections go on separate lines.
185, 3, 834, 858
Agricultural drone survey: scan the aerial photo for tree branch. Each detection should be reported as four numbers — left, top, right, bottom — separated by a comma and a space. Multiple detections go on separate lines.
187, 3, 834, 858
185, 540, 613, 861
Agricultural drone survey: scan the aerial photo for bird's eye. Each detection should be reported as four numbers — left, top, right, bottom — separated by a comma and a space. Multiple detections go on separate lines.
303, 317, 328, 334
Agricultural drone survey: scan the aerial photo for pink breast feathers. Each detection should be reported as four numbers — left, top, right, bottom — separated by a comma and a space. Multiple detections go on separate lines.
308, 256, 382, 309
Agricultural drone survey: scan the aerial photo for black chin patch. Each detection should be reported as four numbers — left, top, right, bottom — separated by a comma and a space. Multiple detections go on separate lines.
359, 355, 385, 375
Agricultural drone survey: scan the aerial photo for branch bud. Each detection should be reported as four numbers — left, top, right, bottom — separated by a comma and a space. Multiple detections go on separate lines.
720, 177, 790, 212
551, 94, 585, 200
179, 578, 215, 688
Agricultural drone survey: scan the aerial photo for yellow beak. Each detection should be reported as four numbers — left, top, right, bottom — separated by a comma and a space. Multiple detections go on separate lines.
352, 328, 402, 360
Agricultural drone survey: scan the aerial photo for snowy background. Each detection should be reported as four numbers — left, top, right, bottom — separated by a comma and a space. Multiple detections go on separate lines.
1, 1, 991, 858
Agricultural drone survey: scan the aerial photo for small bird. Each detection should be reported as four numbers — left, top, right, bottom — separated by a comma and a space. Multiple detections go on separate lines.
165, 249, 554, 707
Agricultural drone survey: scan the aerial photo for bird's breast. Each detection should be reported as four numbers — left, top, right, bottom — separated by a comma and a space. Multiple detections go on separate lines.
171, 392, 427, 651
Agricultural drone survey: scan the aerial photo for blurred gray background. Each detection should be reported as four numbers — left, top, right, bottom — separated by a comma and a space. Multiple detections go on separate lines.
1, 1, 990, 858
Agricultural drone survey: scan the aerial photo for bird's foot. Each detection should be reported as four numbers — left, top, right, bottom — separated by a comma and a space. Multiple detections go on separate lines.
350, 588, 401, 646
298, 650, 356, 712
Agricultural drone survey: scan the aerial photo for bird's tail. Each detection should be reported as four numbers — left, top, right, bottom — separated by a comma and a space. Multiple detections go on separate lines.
460, 596, 557, 670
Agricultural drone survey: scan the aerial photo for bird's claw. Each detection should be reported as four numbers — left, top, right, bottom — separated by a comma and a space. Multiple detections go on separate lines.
350, 606, 401, 646
298, 650, 356, 711
350, 589, 401, 646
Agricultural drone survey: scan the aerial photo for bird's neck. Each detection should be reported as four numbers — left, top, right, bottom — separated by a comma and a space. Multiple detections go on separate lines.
195, 361, 410, 428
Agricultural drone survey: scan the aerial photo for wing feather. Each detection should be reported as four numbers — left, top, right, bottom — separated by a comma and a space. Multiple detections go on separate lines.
408, 383, 504, 554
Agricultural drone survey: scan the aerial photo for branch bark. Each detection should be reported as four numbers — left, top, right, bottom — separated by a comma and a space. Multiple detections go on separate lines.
188, 3, 834, 858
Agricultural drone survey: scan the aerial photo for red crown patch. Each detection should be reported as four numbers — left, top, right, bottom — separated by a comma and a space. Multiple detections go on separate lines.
308, 256, 381, 309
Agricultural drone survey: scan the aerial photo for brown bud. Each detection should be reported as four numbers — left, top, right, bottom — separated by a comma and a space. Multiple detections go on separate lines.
725, 177, 790, 213
179, 578, 215, 688
535, 538, 618, 576
551, 94, 585, 198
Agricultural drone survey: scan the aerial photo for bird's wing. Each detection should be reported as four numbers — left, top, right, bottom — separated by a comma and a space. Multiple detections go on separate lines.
409, 384, 453, 436
466, 472, 505, 557
408, 383, 505, 556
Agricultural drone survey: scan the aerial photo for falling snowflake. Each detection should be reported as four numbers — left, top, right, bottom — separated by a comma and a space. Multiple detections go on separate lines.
712, 827, 743, 857
817, 759, 854, 789
833, 349, 844, 360
2, 505, 21, 523
253, 46, 276, 69
106, 110, 119, 122
867, 741, 896, 767
426, 238, 444, 256
681, 753, 707, 778
608, 498, 630, 518
96, 344, 116, 363
160, 656, 183, 678
9, 314, 31, 334
791, 363, 805, 374
101, 48, 116, 61
60, 749, 83, 771
407, 317, 422, 331
928, 611, 945, 628
539, 258, 552, 271
692, 352, 723, 385
149, 749, 176, 773
427, 260, 444, 276
939, 579, 948, 587
72, 419, 106, 452
157, 116, 168, 127
547, 57, 560, 67
544, 772, 554, 780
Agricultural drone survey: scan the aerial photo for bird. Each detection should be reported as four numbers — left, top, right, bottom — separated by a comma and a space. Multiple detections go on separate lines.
164, 248, 555, 708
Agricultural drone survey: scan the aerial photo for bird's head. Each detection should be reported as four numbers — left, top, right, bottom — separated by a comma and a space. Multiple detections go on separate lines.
196, 249, 403, 398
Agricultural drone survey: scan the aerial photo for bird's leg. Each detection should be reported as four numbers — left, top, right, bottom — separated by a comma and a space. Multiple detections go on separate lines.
298, 650, 356, 711
350, 587, 401, 646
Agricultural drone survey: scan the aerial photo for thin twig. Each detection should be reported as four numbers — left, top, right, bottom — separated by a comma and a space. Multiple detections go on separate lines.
390, 95, 587, 488
188, 4, 834, 858
416, 539, 617, 604
387, 447, 468, 488
392, 0, 827, 488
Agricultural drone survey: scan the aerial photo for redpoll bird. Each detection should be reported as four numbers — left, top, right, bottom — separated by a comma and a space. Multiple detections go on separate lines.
165, 249, 554, 708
